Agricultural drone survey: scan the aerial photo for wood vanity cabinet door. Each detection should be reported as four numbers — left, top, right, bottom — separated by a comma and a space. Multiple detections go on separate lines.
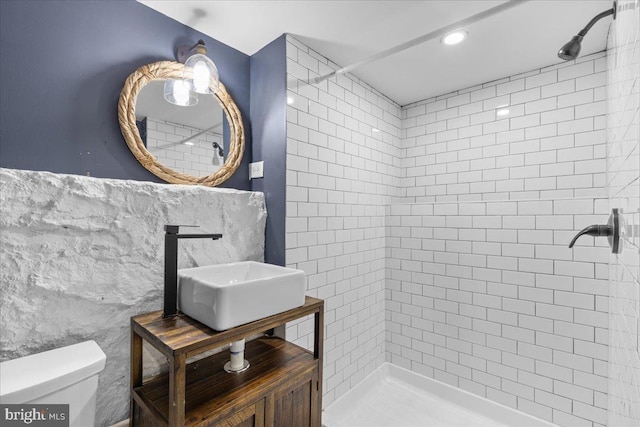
214, 399, 265, 427
271, 373, 319, 427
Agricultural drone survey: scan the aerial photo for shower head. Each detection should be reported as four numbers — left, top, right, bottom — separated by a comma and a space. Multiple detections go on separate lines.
558, 35, 584, 61
557, 1, 616, 61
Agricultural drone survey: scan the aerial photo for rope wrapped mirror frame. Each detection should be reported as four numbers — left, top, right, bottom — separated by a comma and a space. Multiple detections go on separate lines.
118, 61, 244, 186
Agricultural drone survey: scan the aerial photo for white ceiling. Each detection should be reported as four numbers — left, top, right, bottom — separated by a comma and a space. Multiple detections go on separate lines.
139, 0, 612, 106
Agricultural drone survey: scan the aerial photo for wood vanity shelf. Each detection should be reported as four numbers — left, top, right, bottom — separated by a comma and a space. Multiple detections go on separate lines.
130, 296, 324, 427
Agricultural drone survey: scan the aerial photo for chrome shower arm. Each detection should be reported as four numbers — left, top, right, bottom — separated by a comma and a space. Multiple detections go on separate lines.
577, 6, 615, 37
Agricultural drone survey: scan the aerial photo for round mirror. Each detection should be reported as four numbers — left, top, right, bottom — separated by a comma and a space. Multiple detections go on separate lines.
118, 61, 244, 186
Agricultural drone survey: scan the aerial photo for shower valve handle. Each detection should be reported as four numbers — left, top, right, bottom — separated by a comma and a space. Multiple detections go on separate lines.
568, 208, 621, 253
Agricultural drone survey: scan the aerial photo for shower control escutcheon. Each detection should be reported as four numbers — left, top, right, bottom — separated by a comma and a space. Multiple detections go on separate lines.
568, 208, 621, 254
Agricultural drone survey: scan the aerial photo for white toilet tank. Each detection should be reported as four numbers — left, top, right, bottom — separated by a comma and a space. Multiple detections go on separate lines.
0, 340, 106, 427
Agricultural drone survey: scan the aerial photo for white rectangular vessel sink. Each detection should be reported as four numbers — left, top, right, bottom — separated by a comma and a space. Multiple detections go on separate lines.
178, 261, 306, 331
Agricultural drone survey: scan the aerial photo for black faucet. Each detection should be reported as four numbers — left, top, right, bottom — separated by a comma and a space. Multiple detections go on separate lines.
164, 225, 222, 318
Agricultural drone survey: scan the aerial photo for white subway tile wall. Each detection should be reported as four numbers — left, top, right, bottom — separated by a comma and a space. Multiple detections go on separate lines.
606, 1, 640, 426
285, 35, 403, 406
386, 199, 610, 426
390, 52, 614, 427
145, 118, 223, 177
285, 30, 634, 426
402, 52, 608, 204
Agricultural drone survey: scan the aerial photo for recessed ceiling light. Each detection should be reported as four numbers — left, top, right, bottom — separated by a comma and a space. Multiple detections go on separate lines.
442, 31, 467, 45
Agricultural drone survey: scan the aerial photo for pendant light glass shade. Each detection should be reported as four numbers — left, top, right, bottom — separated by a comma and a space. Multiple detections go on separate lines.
184, 53, 219, 94
163, 40, 218, 106
163, 79, 198, 107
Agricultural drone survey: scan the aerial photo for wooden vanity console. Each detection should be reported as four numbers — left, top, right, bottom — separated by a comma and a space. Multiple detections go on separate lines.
130, 296, 324, 427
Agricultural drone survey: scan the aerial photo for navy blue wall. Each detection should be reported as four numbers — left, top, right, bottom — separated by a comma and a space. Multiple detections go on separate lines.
0, 0, 251, 190
250, 36, 287, 266
0, 1, 288, 266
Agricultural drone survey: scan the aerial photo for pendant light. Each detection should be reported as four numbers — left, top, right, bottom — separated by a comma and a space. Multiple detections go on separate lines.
163, 39, 219, 106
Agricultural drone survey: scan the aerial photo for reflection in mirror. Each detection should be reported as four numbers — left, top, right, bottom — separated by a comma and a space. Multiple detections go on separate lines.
135, 81, 226, 178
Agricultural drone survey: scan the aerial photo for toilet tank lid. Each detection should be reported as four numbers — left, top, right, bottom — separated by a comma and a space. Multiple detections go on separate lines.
0, 340, 106, 404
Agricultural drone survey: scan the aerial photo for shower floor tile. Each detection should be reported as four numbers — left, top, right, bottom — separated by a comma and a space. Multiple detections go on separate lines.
324, 374, 510, 427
